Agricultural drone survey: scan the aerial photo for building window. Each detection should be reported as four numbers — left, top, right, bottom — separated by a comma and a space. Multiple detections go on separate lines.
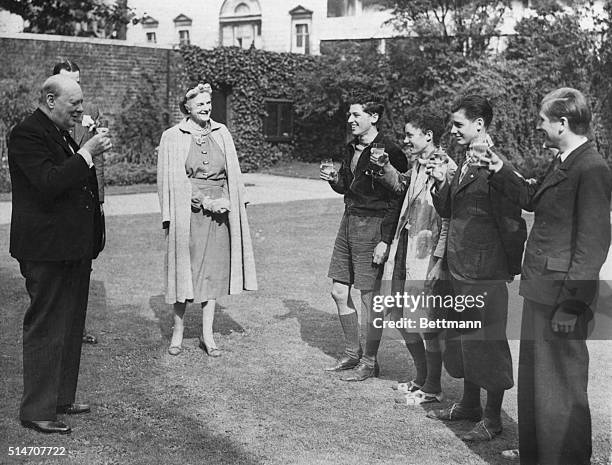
219, 0, 263, 49
295, 24, 310, 54
221, 22, 261, 48
146, 32, 157, 43
327, 0, 358, 17
264, 99, 293, 142
289, 6, 313, 54
179, 29, 190, 45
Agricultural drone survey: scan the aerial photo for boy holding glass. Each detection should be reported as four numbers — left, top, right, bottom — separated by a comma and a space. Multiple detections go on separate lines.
425, 95, 526, 442
320, 101, 407, 382
372, 108, 457, 405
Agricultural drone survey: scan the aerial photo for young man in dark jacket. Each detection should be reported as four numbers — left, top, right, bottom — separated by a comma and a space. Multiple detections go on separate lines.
320, 101, 407, 381
427, 95, 525, 442
483, 88, 611, 465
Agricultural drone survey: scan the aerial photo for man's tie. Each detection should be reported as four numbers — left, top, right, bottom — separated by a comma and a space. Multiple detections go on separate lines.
458, 159, 470, 183
60, 130, 77, 155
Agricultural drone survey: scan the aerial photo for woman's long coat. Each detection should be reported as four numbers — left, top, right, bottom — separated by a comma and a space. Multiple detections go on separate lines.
157, 118, 257, 304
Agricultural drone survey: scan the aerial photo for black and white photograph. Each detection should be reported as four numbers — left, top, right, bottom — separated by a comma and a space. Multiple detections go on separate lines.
0, 0, 611, 464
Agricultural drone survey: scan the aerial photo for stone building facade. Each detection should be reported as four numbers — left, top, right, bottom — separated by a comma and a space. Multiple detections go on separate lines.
126, 0, 396, 54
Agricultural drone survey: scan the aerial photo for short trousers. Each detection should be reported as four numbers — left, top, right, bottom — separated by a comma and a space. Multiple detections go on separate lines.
328, 213, 384, 291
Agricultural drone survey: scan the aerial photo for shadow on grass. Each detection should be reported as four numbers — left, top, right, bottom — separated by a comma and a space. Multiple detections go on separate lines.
0, 267, 261, 465
276, 297, 519, 464
149, 294, 245, 340
419, 402, 518, 465
276, 298, 344, 359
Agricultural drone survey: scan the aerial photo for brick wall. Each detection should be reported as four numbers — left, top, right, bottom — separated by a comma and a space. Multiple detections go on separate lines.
0, 33, 186, 126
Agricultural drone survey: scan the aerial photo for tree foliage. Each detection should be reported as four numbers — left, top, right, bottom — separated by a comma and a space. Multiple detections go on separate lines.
0, 0, 133, 38
386, 0, 512, 55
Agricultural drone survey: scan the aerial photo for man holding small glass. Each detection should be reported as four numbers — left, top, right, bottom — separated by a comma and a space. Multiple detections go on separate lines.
53, 60, 106, 345
320, 101, 407, 382
426, 95, 526, 442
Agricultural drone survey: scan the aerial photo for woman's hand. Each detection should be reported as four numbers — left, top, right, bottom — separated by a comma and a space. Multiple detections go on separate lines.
191, 194, 203, 212
210, 198, 231, 214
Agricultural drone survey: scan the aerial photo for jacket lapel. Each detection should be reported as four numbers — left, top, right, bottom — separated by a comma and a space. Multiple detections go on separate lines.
533, 141, 590, 201
408, 164, 428, 204
452, 161, 479, 196
33, 109, 74, 158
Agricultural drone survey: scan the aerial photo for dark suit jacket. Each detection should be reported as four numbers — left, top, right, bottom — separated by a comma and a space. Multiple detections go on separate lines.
70, 102, 105, 202
433, 156, 525, 281
489, 141, 612, 306
330, 132, 408, 243
8, 109, 102, 261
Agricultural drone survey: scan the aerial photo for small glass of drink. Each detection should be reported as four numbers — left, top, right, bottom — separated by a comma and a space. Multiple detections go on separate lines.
370, 143, 386, 164
96, 117, 109, 136
469, 134, 491, 167
320, 158, 335, 177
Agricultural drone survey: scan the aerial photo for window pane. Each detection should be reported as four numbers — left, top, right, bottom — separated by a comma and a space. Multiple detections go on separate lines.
211, 90, 227, 125
279, 103, 292, 137
347, 0, 356, 16
179, 30, 190, 45
265, 102, 279, 137
327, 0, 343, 17
264, 100, 293, 140
222, 25, 233, 46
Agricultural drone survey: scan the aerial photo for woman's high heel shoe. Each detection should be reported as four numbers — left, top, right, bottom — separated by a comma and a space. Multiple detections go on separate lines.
198, 336, 222, 357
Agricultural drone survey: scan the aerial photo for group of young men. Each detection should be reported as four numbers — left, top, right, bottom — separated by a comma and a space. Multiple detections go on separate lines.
321, 89, 611, 465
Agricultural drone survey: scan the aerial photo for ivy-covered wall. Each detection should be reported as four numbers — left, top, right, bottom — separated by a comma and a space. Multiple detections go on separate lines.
180, 45, 318, 172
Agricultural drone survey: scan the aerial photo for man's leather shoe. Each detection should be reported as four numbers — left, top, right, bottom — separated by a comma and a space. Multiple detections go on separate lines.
21, 420, 71, 434
324, 352, 361, 372
340, 361, 379, 381
426, 402, 482, 422
56, 403, 90, 415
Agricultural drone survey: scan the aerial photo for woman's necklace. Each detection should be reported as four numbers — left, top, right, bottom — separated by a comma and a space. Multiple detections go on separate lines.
188, 119, 212, 146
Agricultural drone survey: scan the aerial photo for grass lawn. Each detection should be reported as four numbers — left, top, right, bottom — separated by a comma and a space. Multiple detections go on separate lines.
0, 198, 610, 465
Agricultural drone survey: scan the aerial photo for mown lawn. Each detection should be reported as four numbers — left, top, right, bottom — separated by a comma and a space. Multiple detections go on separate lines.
0, 198, 610, 465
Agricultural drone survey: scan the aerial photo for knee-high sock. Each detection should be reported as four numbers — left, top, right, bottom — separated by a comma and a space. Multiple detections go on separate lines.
362, 292, 382, 366
399, 330, 427, 386
339, 311, 361, 359
422, 350, 442, 394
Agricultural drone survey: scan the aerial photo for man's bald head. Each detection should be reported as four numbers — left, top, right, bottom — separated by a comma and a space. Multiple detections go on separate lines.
42, 75, 81, 102
40, 75, 84, 130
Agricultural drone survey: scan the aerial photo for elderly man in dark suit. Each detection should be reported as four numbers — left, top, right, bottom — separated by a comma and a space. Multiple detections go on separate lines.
483, 88, 611, 465
8, 75, 111, 434
426, 95, 526, 442
53, 60, 105, 345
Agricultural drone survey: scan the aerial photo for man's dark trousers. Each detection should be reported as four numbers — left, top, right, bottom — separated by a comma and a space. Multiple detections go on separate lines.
518, 299, 591, 465
19, 259, 92, 421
